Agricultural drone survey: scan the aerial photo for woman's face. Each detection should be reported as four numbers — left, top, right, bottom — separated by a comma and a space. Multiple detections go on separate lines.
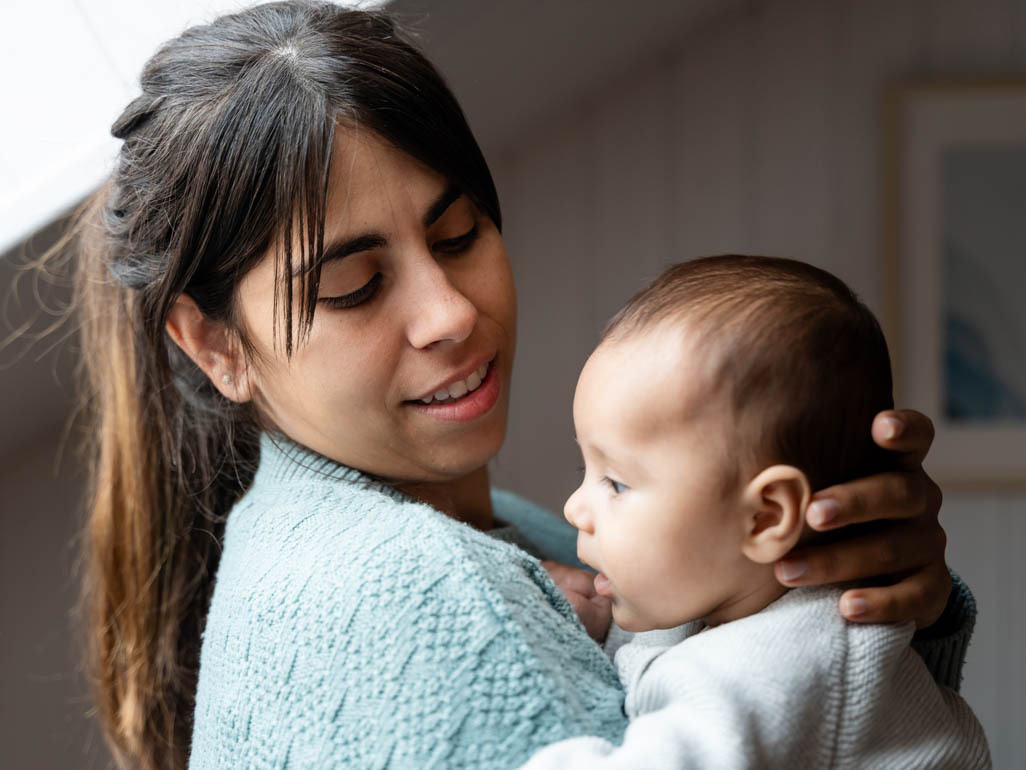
235, 128, 516, 482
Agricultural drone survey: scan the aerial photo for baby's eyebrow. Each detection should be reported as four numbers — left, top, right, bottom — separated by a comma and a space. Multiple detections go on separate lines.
574, 436, 609, 462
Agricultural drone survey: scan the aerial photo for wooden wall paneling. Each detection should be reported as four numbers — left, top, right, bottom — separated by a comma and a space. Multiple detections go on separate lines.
819, 0, 882, 305
992, 495, 1026, 763
1005, 506, 1026, 761
1012, 0, 1026, 68
828, 0, 938, 309
670, 6, 759, 258
925, 0, 1017, 74
747, 0, 834, 263
590, 67, 676, 321
491, 117, 601, 511
941, 495, 1003, 752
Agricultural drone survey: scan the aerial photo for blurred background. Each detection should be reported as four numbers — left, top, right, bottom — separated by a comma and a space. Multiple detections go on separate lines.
2, 0, 1024, 766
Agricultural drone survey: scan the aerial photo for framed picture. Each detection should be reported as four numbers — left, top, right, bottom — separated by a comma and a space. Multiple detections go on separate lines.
882, 80, 1026, 486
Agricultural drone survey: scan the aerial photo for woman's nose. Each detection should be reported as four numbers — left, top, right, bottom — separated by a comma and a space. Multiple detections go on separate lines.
404, 260, 479, 350
563, 487, 592, 533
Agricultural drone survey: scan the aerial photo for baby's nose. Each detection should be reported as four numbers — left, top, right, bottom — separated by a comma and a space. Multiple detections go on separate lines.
563, 488, 592, 532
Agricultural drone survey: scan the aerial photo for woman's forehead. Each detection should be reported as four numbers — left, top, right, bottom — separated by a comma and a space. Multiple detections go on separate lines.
324, 127, 447, 230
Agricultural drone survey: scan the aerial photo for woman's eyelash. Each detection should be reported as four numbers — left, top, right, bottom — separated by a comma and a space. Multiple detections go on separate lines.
316, 223, 477, 310
433, 223, 479, 254
318, 272, 382, 309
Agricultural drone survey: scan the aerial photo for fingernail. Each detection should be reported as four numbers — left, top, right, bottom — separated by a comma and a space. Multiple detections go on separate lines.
808, 498, 840, 528
842, 597, 868, 617
778, 560, 808, 582
881, 416, 904, 440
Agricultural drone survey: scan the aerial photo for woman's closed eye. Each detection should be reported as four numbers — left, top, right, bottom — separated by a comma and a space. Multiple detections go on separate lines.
318, 272, 383, 309
318, 221, 480, 310
432, 223, 479, 255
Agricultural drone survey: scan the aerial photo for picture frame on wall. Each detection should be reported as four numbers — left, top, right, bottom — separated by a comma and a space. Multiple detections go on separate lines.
882, 80, 1026, 486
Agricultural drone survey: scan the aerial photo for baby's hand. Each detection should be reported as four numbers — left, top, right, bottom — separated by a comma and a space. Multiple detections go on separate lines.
541, 560, 612, 643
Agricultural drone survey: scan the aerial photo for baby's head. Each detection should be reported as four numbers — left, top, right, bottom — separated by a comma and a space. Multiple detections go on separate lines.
565, 255, 897, 632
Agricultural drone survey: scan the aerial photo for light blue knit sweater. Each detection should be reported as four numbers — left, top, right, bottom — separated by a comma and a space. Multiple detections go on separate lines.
189, 434, 625, 769
189, 434, 976, 769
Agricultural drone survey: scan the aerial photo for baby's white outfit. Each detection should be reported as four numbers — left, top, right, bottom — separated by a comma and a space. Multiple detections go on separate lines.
523, 586, 990, 769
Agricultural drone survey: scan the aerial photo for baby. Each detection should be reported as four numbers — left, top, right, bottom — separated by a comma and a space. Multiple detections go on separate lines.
526, 256, 990, 768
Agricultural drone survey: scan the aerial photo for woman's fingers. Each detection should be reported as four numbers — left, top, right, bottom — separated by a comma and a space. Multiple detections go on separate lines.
775, 518, 947, 588
805, 469, 942, 530
542, 561, 611, 641
576, 593, 613, 642
871, 409, 935, 467
541, 560, 599, 598
838, 561, 952, 628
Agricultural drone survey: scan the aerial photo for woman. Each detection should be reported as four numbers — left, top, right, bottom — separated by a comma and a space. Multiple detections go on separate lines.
72, 3, 968, 769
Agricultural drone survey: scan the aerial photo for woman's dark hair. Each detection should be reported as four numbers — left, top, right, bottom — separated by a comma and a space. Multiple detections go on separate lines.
70, 3, 500, 768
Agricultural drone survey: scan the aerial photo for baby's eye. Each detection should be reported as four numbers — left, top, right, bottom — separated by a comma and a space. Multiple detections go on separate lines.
603, 477, 628, 495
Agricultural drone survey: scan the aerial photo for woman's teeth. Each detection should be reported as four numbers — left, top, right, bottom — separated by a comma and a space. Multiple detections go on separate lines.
421, 363, 489, 404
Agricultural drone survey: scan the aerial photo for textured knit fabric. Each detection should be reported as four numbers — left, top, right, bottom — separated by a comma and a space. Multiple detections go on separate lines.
522, 587, 991, 769
189, 434, 626, 769
190, 433, 979, 768
911, 573, 977, 692
602, 571, 978, 695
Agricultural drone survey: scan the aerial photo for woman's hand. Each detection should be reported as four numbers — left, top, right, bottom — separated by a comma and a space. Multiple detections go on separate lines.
542, 560, 613, 643
774, 409, 950, 629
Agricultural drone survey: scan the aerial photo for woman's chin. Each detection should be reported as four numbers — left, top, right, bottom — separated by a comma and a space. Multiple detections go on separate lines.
424, 424, 508, 480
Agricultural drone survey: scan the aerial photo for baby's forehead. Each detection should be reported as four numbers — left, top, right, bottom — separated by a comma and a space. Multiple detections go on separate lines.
595, 320, 715, 386
582, 326, 724, 430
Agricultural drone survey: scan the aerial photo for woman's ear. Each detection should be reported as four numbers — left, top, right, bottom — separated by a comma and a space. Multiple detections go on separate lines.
739, 465, 811, 564
165, 294, 252, 403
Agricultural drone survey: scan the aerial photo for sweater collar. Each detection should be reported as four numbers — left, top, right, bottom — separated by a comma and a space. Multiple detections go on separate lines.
257, 432, 414, 503
257, 433, 529, 545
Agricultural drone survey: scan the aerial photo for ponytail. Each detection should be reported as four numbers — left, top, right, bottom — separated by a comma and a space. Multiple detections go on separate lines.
75, 187, 256, 769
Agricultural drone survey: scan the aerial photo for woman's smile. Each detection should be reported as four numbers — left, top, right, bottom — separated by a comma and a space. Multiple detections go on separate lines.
406, 357, 500, 422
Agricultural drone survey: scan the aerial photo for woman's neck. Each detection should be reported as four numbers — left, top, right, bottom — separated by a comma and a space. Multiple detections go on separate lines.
398, 466, 494, 531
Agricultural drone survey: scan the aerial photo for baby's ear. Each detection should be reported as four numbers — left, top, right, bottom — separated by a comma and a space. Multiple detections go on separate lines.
739, 465, 811, 564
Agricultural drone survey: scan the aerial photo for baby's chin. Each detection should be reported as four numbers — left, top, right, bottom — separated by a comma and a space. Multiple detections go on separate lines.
611, 606, 660, 633
613, 603, 695, 633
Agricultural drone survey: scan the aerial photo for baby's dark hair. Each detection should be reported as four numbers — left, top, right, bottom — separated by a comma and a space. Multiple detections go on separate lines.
603, 255, 898, 491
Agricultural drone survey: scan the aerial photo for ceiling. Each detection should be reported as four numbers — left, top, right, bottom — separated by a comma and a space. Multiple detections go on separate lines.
0, 0, 389, 256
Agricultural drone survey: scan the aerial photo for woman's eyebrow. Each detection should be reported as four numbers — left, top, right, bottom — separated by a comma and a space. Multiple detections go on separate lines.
294, 233, 386, 276
302, 184, 463, 276
424, 183, 462, 227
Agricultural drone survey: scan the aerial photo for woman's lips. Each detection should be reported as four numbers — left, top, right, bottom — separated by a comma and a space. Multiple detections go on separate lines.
405, 359, 500, 422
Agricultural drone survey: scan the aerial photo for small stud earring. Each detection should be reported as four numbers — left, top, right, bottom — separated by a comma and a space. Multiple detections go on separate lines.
221, 373, 233, 386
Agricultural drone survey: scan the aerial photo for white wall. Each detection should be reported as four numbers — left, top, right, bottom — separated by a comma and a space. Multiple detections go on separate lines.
487, 0, 1026, 765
